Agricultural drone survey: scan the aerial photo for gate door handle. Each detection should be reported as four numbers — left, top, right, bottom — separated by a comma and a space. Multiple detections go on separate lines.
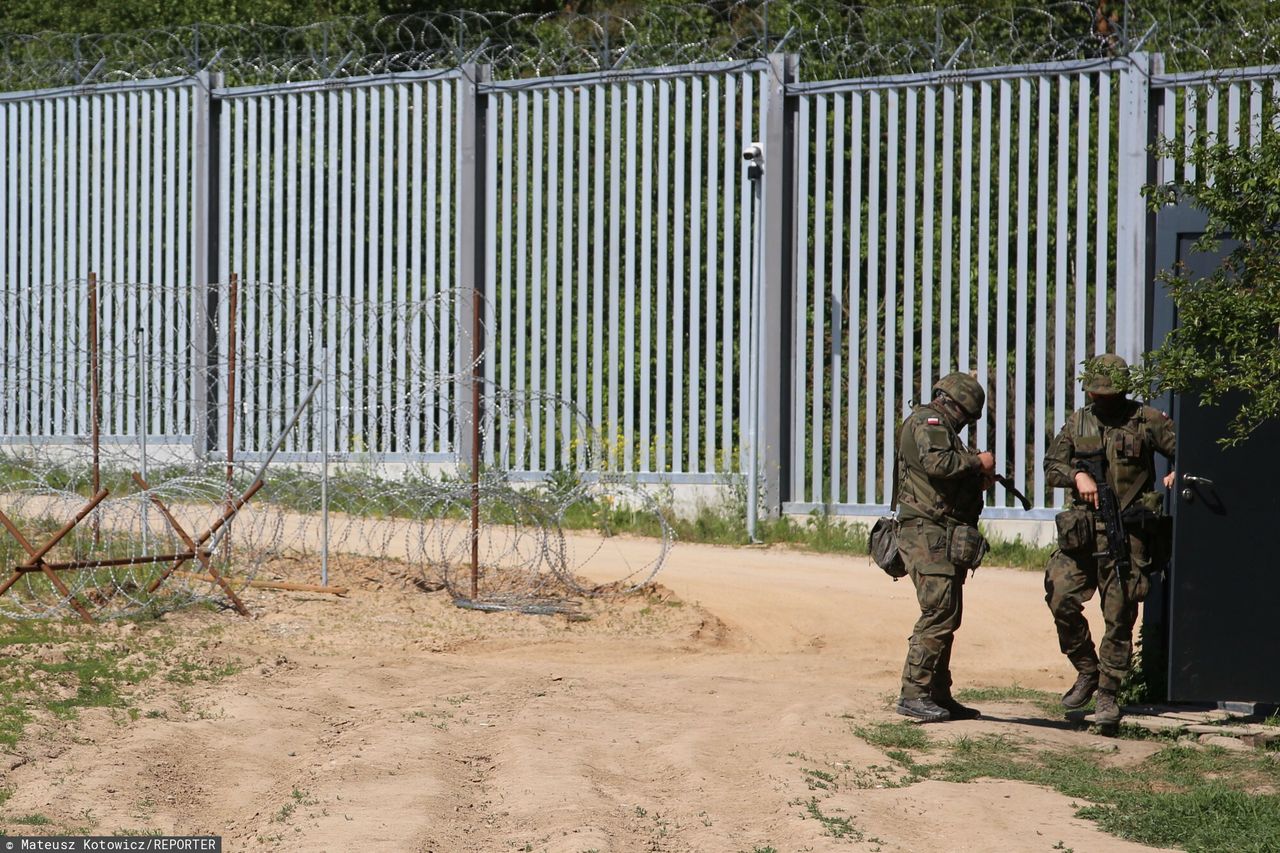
1182, 474, 1214, 487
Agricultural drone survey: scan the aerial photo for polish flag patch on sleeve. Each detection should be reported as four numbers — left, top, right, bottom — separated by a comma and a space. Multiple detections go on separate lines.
926, 417, 942, 425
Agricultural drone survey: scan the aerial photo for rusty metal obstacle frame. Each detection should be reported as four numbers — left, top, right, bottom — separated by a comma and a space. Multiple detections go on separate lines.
0, 489, 111, 622
0, 343, 323, 620
0, 475, 264, 622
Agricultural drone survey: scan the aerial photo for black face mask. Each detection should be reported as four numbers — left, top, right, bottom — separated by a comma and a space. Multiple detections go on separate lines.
1092, 395, 1127, 417
934, 397, 971, 432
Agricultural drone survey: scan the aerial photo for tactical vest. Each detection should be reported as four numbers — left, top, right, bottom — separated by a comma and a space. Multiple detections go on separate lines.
896, 403, 985, 526
1067, 401, 1160, 512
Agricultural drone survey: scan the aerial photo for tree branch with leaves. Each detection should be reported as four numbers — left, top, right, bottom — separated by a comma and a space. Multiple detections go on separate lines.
1135, 127, 1280, 445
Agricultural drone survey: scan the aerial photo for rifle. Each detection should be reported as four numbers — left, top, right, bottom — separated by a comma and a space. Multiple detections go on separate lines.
962, 440, 1032, 510
993, 474, 1032, 512
1074, 449, 1130, 573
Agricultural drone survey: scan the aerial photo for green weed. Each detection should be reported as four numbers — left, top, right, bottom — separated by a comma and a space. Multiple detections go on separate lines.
858, 720, 1280, 853
954, 684, 1063, 717
803, 797, 862, 840
852, 720, 931, 751
10, 814, 53, 825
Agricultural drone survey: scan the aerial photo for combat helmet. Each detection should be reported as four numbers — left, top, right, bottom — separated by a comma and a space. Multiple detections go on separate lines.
932, 372, 985, 421
1081, 353, 1129, 395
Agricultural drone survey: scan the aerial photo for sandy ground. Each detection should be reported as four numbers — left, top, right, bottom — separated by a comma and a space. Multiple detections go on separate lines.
0, 530, 1177, 853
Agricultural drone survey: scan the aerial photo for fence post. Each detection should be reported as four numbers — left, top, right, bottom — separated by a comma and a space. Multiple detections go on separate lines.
457, 64, 491, 473
191, 70, 223, 460
761, 53, 797, 516
1116, 52, 1156, 364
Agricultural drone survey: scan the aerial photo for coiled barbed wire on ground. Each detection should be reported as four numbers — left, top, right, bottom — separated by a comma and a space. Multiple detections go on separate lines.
0, 2, 1276, 93
0, 278, 674, 619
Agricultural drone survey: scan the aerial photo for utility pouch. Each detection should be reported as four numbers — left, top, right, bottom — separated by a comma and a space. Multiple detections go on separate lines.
947, 523, 989, 570
869, 517, 907, 580
1136, 512, 1173, 570
1055, 508, 1093, 553
1118, 505, 1173, 569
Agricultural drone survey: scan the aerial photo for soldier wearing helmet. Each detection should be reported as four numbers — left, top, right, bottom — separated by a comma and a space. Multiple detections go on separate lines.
1043, 354, 1177, 725
894, 371, 996, 723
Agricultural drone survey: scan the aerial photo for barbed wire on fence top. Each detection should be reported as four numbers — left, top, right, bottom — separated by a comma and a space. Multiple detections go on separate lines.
1, 1, 1276, 93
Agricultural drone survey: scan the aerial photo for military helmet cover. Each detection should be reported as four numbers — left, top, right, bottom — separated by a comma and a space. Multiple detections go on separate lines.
1082, 353, 1129, 395
932, 372, 985, 419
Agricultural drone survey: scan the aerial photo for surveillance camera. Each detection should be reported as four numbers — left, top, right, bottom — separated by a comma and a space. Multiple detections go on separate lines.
742, 142, 764, 163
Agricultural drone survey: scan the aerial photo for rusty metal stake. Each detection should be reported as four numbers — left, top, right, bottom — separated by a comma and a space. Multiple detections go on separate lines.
89, 272, 101, 545
223, 273, 238, 561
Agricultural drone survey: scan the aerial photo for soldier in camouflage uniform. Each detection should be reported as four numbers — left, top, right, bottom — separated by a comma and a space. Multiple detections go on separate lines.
1043, 354, 1177, 724
896, 372, 996, 723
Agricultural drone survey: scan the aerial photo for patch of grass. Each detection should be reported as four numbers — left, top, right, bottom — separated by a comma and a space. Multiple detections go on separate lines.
859, 721, 1280, 852
10, 814, 53, 826
801, 767, 838, 791
852, 720, 931, 751
0, 615, 234, 750
983, 531, 1055, 571
954, 683, 1063, 717
803, 797, 862, 840
0, 617, 161, 747
163, 658, 243, 685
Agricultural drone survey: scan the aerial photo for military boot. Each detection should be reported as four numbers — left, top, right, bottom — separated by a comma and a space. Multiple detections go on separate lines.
1061, 671, 1099, 710
896, 696, 950, 723
1093, 689, 1121, 725
934, 695, 981, 721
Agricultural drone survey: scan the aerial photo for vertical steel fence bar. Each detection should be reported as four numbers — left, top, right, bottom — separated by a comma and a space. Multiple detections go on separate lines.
673, 78, 686, 474
882, 88, 899, 503
811, 94, 827, 503
657, 79, 670, 473
1074, 73, 1091, 410
846, 91, 863, 503
793, 94, 810, 502
625, 82, 638, 471
641, 80, 654, 473
1033, 76, 1050, 506
903, 87, 917, 422
864, 90, 880, 504
830, 93, 844, 505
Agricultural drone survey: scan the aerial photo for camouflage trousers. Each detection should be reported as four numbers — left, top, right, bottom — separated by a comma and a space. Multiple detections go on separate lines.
899, 518, 966, 701
1044, 527, 1151, 692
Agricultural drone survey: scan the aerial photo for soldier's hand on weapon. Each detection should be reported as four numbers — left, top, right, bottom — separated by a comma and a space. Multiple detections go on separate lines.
1163, 469, 1176, 489
1074, 471, 1099, 508
977, 452, 996, 489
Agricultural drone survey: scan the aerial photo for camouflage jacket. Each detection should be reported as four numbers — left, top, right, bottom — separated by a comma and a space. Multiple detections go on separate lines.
1044, 399, 1177, 512
895, 402, 987, 527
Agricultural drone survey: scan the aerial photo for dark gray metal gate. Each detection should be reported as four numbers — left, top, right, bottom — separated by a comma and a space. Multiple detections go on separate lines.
1153, 205, 1280, 704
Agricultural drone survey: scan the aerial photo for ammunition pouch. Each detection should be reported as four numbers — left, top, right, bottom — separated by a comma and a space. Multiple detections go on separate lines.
869, 517, 907, 579
947, 523, 989, 570
1122, 506, 1174, 570
1054, 508, 1094, 553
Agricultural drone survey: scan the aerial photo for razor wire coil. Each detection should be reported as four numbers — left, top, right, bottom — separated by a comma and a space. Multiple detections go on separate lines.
1, 2, 1277, 94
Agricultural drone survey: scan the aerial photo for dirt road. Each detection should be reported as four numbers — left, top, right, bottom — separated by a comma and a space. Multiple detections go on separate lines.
0, 536, 1172, 852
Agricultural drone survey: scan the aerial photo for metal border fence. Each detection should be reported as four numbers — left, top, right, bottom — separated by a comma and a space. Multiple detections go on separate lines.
2, 52, 1278, 520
